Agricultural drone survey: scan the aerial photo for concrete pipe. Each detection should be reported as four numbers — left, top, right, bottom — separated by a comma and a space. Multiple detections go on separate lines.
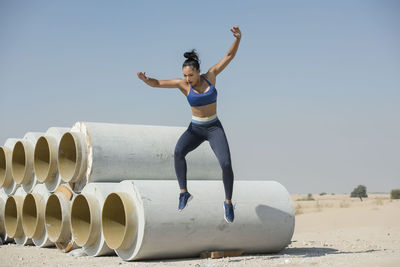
45, 184, 77, 252
0, 188, 14, 243
102, 180, 295, 261
34, 127, 70, 192
58, 122, 221, 192
1, 138, 19, 195
22, 184, 53, 247
4, 187, 33, 245
71, 183, 117, 256
12, 132, 43, 193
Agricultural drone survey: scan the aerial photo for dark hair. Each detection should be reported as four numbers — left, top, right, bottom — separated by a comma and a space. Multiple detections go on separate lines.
182, 49, 200, 70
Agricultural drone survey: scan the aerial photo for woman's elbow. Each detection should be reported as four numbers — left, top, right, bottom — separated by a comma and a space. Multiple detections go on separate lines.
226, 53, 235, 61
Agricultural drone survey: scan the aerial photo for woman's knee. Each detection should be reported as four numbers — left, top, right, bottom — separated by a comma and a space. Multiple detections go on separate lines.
174, 146, 186, 159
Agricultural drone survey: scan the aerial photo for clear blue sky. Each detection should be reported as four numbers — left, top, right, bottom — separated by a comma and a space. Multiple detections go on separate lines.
1, 0, 399, 193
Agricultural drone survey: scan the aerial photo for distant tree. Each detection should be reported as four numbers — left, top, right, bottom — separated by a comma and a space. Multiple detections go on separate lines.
319, 192, 327, 196
390, 189, 400, 199
350, 185, 368, 201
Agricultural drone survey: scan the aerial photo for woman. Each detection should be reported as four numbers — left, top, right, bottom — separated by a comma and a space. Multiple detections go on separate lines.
137, 26, 241, 223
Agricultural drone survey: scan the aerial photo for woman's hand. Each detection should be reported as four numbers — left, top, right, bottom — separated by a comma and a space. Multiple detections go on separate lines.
230, 26, 241, 39
137, 72, 149, 83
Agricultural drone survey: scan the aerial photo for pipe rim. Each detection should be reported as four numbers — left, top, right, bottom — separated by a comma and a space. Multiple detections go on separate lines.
45, 194, 63, 242
0, 147, 8, 187
102, 192, 138, 250
11, 141, 27, 184
58, 133, 82, 182
4, 196, 20, 237
0, 198, 4, 237
22, 193, 40, 238
34, 137, 53, 183
102, 193, 127, 249
71, 194, 93, 246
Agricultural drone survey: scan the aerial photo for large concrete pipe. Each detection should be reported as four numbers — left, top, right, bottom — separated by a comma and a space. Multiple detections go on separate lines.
22, 184, 53, 247
102, 180, 295, 261
0, 138, 19, 195
34, 127, 69, 192
71, 183, 117, 256
0, 189, 13, 243
4, 187, 33, 245
45, 184, 77, 252
12, 132, 43, 193
58, 122, 221, 192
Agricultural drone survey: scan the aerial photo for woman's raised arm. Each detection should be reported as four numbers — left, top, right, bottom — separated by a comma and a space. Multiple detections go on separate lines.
137, 72, 185, 89
207, 26, 242, 78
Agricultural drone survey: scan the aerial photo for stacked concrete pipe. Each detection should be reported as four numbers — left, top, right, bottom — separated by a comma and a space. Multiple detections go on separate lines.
102, 180, 295, 261
1, 138, 19, 195
12, 132, 43, 193
58, 122, 221, 192
71, 183, 116, 256
1, 121, 296, 262
45, 184, 78, 252
22, 184, 53, 247
34, 127, 70, 192
4, 187, 33, 245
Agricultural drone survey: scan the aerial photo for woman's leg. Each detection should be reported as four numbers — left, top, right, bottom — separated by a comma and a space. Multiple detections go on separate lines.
207, 122, 234, 201
174, 125, 205, 191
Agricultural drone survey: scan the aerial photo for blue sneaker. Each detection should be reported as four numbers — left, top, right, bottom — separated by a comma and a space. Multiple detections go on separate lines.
223, 201, 235, 223
178, 192, 193, 211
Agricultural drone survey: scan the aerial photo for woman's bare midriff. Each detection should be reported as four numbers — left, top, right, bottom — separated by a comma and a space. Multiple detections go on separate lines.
191, 102, 217, 117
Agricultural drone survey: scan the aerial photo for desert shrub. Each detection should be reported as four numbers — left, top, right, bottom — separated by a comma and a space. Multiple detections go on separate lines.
390, 189, 400, 199
339, 200, 350, 208
375, 198, 383, 206
350, 185, 368, 200
295, 204, 303, 215
315, 201, 322, 212
297, 193, 315, 201
319, 192, 327, 196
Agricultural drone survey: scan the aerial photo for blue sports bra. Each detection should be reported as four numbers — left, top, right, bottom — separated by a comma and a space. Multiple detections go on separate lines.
187, 76, 218, 107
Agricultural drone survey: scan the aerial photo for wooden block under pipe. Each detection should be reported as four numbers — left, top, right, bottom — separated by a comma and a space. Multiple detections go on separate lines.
200, 250, 244, 259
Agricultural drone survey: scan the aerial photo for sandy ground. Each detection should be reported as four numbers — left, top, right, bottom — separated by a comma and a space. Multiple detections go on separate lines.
1, 193, 399, 266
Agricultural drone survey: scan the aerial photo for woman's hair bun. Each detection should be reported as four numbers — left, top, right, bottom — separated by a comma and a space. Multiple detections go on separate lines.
182, 49, 200, 70
184, 49, 199, 62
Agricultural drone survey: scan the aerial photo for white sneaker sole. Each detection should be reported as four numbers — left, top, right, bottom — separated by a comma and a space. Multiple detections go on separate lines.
178, 195, 193, 212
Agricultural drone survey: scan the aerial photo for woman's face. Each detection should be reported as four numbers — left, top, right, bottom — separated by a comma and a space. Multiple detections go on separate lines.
182, 66, 200, 86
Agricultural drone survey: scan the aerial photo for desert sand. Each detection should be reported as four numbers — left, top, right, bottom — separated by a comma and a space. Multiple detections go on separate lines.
1, 193, 399, 266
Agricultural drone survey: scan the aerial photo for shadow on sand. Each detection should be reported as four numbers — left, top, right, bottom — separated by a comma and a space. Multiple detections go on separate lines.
138, 246, 380, 264
227, 247, 380, 263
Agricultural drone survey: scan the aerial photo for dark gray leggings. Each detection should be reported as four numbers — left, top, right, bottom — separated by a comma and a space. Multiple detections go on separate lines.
174, 119, 234, 200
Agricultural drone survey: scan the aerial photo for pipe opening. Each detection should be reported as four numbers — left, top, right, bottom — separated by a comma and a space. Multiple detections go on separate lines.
34, 137, 51, 182
58, 133, 77, 182
102, 193, 127, 249
12, 141, 26, 184
71, 194, 91, 246
0, 147, 6, 186
45, 194, 62, 241
4, 197, 18, 237
22, 194, 38, 237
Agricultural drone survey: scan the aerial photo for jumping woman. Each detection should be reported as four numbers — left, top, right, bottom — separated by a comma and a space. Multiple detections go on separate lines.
137, 26, 241, 223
